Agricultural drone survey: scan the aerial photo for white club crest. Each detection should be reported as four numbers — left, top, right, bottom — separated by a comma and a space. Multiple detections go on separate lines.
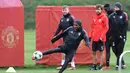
1, 26, 19, 48
120, 16, 123, 19
113, 16, 115, 18
67, 18, 69, 22
61, 19, 63, 22
78, 33, 81, 36
99, 19, 102, 22
70, 31, 73, 34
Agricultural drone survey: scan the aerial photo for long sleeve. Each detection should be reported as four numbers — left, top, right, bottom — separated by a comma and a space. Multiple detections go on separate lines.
89, 18, 95, 38
101, 16, 109, 41
69, 15, 75, 26
54, 23, 62, 36
51, 26, 71, 43
123, 12, 129, 37
82, 30, 90, 46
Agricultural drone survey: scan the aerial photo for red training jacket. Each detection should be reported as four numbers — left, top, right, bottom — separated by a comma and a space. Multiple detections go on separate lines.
89, 13, 109, 42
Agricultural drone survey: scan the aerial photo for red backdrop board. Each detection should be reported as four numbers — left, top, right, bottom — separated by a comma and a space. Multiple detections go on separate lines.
36, 6, 106, 65
0, 0, 24, 66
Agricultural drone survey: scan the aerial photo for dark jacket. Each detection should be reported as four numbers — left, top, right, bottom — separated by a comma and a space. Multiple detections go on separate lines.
54, 13, 74, 39
109, 10, 128, 39
52, 26, 89, 50
106, 9, 114, 40
106, 9, 114, 16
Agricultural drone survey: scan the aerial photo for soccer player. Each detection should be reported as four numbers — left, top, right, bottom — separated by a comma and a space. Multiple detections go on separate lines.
109, 2, 128, 70
104, 4, 114, 16
103, 4, 114, 69
33, 20, 90, 73
54, 5, 76, 70
89, 4, 109, 70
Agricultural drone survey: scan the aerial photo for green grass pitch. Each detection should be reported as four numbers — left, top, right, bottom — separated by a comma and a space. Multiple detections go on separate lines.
0, 30, 130, 73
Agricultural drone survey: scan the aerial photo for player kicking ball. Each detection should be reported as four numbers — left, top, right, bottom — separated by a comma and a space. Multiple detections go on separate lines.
32, 20, 90, 73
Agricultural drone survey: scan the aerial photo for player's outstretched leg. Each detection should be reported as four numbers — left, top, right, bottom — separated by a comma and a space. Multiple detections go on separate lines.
32, 47, 62, 60
42, 47, 62, 55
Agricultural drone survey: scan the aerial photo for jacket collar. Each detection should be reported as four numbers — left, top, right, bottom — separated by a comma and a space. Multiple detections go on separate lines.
63, 13, 71, 18
96, 12, 105, 19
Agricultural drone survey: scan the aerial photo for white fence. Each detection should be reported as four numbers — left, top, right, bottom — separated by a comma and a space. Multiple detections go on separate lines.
119, 50, 130, 73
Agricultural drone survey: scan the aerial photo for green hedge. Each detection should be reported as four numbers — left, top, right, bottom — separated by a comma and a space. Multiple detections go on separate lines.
21, 0, 130, 30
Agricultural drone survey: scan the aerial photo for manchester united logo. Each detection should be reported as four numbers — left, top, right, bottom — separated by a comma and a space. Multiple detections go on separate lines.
1, 26, 19, 48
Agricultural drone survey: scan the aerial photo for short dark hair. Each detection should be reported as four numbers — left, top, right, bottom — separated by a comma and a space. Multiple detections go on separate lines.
96, 4, 103, 10
62, 5, 68, 9
104, 4, 110, 8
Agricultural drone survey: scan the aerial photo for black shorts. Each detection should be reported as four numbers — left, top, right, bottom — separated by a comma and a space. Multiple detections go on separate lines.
92, 41, 104, 52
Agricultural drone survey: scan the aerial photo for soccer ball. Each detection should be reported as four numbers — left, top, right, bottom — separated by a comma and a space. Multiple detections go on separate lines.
32, 51, 43, 60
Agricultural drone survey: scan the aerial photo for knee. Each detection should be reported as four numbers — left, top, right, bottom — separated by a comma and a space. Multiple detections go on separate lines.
93, 51, 96, 55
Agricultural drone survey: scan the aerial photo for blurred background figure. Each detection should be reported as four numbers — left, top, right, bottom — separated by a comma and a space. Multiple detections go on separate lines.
103, 4, 114, 69
53, 5, 76, 70
89, 4, 109, 70
109, 2, 128, 70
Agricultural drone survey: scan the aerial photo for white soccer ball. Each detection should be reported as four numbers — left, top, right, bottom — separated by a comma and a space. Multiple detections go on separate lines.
33, 51, 43, 60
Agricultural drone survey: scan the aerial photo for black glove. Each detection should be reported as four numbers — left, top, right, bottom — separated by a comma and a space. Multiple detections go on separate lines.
51, 36, 58, 43
86, 43, 90, 49
98, 38, 103, 43
89, 37, 91, 42
119, 35, 123, 39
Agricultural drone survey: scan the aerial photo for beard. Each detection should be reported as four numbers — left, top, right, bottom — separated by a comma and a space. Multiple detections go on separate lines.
96, 12, 101, 15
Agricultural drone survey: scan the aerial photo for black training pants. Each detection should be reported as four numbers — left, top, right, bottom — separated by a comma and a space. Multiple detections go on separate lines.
112, 38, 125, 66
105, 37, 113, 66
42, 44, 75, 73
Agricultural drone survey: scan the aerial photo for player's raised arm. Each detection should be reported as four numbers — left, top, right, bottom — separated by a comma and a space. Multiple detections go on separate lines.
51, 26, 71, 43
54, 22, 62, 36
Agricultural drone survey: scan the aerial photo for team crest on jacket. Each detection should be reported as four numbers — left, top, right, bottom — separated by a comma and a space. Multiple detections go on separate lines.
1, 26, 19, 48
70, 31, 73, 34
78, 32, 81, 36
94, 19, 96, 22
113, 16, 115, 18
61, 19, 63, 22
67, 18, 69, 22
120, 16, 123, 19
99, 19, 102, 22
